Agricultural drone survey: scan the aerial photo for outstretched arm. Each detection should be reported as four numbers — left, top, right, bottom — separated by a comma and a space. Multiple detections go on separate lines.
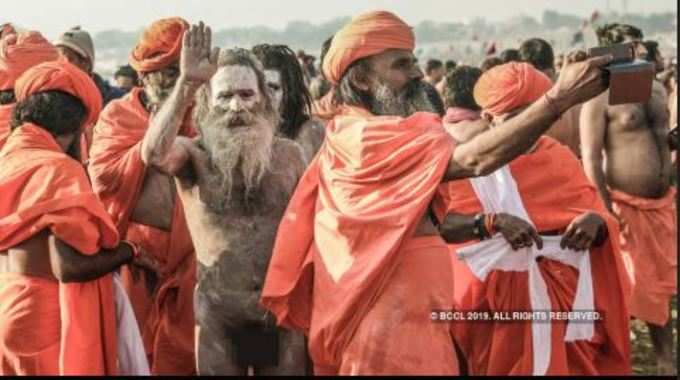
140, 22, 219, 173
48, 235, 133, 283
444, 53, 612, 181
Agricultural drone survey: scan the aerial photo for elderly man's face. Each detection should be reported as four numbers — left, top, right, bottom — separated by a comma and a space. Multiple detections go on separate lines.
141, 61, 180, 106
201, 64, 275, 208
264, 69, 283, 116
369, 49, 423, 93
210, 65, 263, 126
363, 49, 439, 117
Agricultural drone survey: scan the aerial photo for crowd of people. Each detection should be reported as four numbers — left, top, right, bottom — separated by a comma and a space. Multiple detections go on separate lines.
0, 9, 676, 376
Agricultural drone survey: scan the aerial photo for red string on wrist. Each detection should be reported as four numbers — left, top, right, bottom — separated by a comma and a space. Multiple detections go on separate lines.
484, 213, 496, 236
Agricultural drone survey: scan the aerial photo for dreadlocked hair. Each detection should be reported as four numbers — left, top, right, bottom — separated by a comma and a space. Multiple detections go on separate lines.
252, 44, 312, 140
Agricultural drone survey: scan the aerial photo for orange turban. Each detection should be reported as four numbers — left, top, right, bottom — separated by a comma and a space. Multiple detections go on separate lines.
0, 31, 59, 91
15, 59, 102, 127
473, 62, 553, 116
322, 11, 414, 85
129, 17, 189, 73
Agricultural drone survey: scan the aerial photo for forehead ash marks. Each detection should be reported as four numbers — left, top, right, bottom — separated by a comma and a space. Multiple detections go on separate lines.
211, 65, 260, 94
264, 70, 282, 87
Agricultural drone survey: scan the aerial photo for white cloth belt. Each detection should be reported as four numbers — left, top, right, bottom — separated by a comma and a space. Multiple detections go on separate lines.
455, 166, 595, 376
113, 273, 150, 375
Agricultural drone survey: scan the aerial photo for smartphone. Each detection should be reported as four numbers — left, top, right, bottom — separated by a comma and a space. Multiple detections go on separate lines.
587, 42, 634, 65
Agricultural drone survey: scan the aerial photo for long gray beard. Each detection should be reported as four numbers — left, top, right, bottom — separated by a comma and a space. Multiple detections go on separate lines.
370, 80, 437, 117
143, 85, 173, 112
200, 108, 275, 209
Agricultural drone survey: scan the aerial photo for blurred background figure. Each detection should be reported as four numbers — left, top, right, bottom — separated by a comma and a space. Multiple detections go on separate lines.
114, 64, 139, 93
424, 58, 445, 87
499, 48, 521, 63
519, 37, 556, 80
54, 26, 125, 105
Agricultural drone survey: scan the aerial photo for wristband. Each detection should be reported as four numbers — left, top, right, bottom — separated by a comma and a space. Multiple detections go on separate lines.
484, 213, 496, 236
473, 213, 489, 240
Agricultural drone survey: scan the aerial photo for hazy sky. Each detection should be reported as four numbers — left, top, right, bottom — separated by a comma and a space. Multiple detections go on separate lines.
5, 0, 677, 39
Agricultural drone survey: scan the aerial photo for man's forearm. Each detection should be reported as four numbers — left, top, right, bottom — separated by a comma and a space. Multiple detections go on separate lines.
141, 78, 199, 166
447, 91, 569, 180
439, 213, 478, 243
51, 238, 134, 283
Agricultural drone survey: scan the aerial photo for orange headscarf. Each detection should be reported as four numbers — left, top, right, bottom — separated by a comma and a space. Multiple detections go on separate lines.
473, 62, 553, 116
14, 59, 102, 128
0, 31, 58, 91
322, 11, 414, 85
129, 17, 188, 73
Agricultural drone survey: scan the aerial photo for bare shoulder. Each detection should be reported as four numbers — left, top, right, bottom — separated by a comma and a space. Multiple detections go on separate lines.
272, 137, 307, 173
295, 118, 326, 162
299, 118, 326, 138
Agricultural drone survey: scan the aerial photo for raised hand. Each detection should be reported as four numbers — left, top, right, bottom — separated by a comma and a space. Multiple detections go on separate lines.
179, 21, 220, 87
548, 50, 613, 111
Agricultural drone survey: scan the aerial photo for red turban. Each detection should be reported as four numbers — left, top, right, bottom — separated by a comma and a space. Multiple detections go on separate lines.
0, 31, 59, 91
15, 59, 102, 127
473, 62, 553, 116
322, 11, 414, 85
129, 17, 189, 73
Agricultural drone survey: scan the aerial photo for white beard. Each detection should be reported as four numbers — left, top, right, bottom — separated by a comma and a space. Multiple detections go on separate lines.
200, 107, 275, 208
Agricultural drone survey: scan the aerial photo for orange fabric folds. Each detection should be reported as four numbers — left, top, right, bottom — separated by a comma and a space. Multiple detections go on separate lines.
87, 87, 196, 375
129, 17, 188, 73
473, 62, 553, 116
322, 11, 414, 85
261, 106, 456, 373
15, 60, 102, 128
611, 188, 677, 326
0, 31, 58, 91
0, 104, 13, 149
0, 124, 119, 375
431, 137, 631, 375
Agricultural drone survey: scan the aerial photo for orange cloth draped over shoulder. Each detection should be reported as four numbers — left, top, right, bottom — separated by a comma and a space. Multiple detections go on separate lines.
431, 137, 632, 375
0, 124, 119, 375
129, 17, 188, 73
0, 31, 58, 149
261, 105, 458, 375
87, 87, 196, 375
610, 188, 677, 326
